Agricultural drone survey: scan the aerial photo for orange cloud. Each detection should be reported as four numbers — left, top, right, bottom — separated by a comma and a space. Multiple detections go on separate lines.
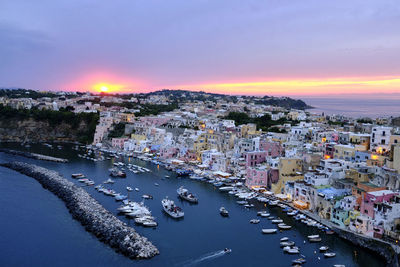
166, 76, 400, 96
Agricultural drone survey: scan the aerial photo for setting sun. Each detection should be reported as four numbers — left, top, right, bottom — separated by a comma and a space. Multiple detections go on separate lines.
100, 86, 109, 92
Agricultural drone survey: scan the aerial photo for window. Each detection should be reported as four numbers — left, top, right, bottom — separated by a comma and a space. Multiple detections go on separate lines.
364, 209, 368, 214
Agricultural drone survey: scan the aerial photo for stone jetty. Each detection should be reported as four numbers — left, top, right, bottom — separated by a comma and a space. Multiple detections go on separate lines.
1, 161, 159, 259
0, 149, 68, 163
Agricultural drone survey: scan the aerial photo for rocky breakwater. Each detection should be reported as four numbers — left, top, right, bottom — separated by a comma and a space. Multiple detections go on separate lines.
0, 149, 68, 163
0, 161, 159, 259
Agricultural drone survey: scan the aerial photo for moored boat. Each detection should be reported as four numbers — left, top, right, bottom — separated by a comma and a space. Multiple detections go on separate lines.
262, 229, 277, 234
162, 197, 184, 219
177, 186, 198, 203
324, 252, 336, 258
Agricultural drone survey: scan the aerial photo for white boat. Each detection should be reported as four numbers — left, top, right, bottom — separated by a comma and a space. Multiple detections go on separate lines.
103, 178, 115, 184
126, 187, 133, 191
309, 237, 322, 242
162, 197, 184, 219
220, 207, 229, 217
269, 200, 279, 206
142, 194, 153, 199
154, 183, 159, 186
272, 219, 283, 224
307, 234, 320, 239
287, 248, 299, 254
177, 186, 198, 203
135, 187, 139, 191
142, 221, 157, 227
324, 252, 336, 258
219, 186, 234, 192
278, 223, 292, 230
260, 213, 270, 217
319, 246, 329, 252
71, 173, 85, 178
261, 229, 277, 234
280, 241, 295, 247
280, 237, 289, 242
250, 219, 260, 224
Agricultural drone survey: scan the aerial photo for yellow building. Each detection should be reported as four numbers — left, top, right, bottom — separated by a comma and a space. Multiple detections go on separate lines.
240, 124, 257, 138
345, 167, 370, 183
387, 145, 400, 173
334, 144, 355, 160
271, 158, 303, 194
130, 134, 146, 141
349, 133, 370, 150
390, 135, 400, 146
118, 113, 136, 123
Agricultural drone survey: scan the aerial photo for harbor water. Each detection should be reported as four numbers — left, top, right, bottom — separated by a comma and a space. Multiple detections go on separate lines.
0, 143, 385, 267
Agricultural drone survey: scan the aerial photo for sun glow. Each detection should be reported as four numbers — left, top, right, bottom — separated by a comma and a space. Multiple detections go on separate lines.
92, 83, 125, 93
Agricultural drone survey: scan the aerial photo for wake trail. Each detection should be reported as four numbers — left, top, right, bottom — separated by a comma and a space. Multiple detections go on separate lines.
179, 250, 227, 266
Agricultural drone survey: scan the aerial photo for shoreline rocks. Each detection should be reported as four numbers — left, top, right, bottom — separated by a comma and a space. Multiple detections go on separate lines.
0, 149, 68, 163
0, 161, 159, 259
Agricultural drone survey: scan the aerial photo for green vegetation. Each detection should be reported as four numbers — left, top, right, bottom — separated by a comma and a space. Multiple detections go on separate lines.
224, 112, 290, 131
108, 122, 126, 138
134, 103, 178, 117
0, 104, 99, 143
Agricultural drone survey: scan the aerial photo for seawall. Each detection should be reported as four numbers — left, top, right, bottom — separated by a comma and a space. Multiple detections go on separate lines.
1, 161, 159, 259
0, 148, 68, 163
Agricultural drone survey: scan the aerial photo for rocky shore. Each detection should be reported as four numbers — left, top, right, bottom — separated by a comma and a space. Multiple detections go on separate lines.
1, 161, 159, 259
0, 149, 68, 163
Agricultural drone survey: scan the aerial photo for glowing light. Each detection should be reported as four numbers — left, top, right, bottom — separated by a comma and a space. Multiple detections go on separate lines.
371, 155, 379, 160
93, 83, 125, 93
324, 155, 331, 159
168, 76, 400, 95
100, 86, 109, 92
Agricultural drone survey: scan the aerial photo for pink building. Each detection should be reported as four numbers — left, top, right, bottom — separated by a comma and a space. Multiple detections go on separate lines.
245, 151, 268, 167
360, 190, 397, 219
112, 137, 128, 149
260, 141, 284, 157
245, 166, 279, 188
160, 146, 177, 159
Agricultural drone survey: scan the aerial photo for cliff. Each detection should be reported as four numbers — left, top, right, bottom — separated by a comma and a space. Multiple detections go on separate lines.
0, 105, 98, 143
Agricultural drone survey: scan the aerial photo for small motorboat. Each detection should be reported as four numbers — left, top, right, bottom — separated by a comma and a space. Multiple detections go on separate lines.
142, 194, 153, 199
309, 237, 322, 242
224, 248, 232, 253
268, 216, 275, 220
287, 248, 300, 254
220, 207, 229, 217
278, 223, 292, 230
307, 234, 320, 239
280, 241, 295, 247
244, 204, 254, 208
154, 183, 159, 186
280, 237, 289, 242
324, 252, 336, 258
319, 246, 329, 252
272, 219, 283, 224
260, 212, 270, 217
103, 178, 115, 184
126, 187, 133, 191
135, 187, 140, 191
250, 219, 260, 224
292, 258, 306, 265
142, 220, 158, 227
72, 173, 85, 178
262, 229, 277, 234
325, 229, 335, 235
237, 200, 248, 205
177, 186, 198, 203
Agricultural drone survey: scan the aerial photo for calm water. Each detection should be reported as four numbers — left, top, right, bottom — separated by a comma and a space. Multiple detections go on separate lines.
303, 97, 400, 118
0, 143, 385, 267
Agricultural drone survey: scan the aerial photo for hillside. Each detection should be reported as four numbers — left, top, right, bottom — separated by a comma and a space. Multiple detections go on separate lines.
0, 105, 99, 143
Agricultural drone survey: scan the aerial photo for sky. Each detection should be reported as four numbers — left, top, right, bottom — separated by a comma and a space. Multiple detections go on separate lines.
1, 0, 400, 96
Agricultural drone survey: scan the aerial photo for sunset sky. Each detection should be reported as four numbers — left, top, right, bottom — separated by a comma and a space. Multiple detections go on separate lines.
1, 0, 399, 96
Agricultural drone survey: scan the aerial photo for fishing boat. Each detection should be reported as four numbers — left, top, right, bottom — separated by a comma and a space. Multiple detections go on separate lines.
220, 207, 229, 217
224, 248, 232, 253
177, 186, 198, 203
162, 197, 184, 219
250, 219, 260, 224
261, 229, 277, 234
324, 252, 336, 258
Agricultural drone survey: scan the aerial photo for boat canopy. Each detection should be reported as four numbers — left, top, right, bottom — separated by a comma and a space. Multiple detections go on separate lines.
293, 200, 308, 209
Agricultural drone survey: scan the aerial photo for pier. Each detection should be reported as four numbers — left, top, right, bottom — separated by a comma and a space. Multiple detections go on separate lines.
0, 161, 159, 259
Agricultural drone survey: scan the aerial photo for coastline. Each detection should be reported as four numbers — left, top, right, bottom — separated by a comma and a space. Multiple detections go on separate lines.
0, 161, 159, 259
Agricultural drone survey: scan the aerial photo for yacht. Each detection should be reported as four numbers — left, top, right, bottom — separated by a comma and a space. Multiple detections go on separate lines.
162, 197, 184, 219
